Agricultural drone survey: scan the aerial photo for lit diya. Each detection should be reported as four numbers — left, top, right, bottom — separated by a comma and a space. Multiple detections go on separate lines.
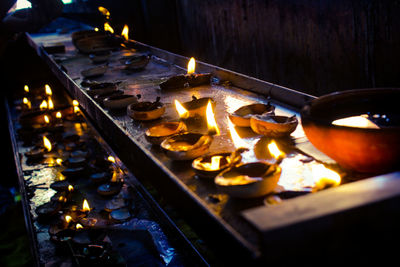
145, 121, 187, 145
229, 102, 275, 127
250, 114, 298, 137
159, 57, 211, 90
25, 135, 53, 161
127, 96, 165, 121
214, 162, 281, 198
97, 170, 123, 196
175, 96, 216, 119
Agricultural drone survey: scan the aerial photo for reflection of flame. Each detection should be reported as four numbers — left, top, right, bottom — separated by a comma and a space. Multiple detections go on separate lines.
40, 100, 48, 110
24, 85, 29, 93
45, 84, 52, 96
267, 140, 284, 160
228, 118, 247, 149
76, 223, 84, 230
43, 136, 52, 152
104, 22, 114, 34
107, 156, 116, 163
121, 24, 129, 40
44, 115, 50, 124
48, 98, 54, 110
65, 215, 72, 223
312, 164, 341, 191
82, 199, 91, 212
206, 101, 220, 135
98, 6, 111, 18
332, 115, 379, 129
175, 100, 189, 119
56, 111, 62, 119
187, 57, 195, 74
72, 100, 80, 113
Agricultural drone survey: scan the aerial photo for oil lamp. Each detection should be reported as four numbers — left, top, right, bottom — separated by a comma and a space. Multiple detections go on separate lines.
127, 96, 165, 121
250, 114, 298, 137
229, 102, 275, 127
103, 94, 139, 110
97, 169, 123, 196
175, 96, 216, 119
192, 151, 244, 178
22, 97, 31, 110
145, 121, 187, 145
81, 65, 108, 78
159, 57, 211, 90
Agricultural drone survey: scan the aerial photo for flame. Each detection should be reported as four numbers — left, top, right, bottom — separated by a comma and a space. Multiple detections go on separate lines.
58, 196, 66, 202
121, 24, 129, 40
174, 100, 189, 119
24, 85, 29, 93
187, 57, 195, 74
228, 118, 247, 149
76, 223, 84, 230
65, 215, 72, 223
68, 185, 74, 192
206, 100, 220, 135
312, 164, 341, 191
107, 156, 116, 163
82, 199, 91, 212
23, 97, 31, 109
104, 22, 114, 34
43, 136, 52, 152
72, 100, 80, 113
44, 115, 50, 124
48, 98, 54, 110
39, 100, 48, 110
56, 111, 62, 119
267, 140, 284, 160
94, 27, 99, 32
45, 84, 52, 96
98, 6, 110, 18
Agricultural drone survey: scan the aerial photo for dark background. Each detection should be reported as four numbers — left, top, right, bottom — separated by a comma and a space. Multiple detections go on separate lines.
63, 0, 400, 96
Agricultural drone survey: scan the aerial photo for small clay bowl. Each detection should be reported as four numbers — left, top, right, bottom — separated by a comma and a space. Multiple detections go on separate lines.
50, 180, 72, 192
250, 114, 298, 137
103, 94, 138, 109
215, 162, 281, 198
192, 152, 241, 178
93, 89, 124, 104
229, 103, 275, 127
121, 55, 150, 70
87, 83, 118, 97
97, 182, 122, 197
161, 133, 213, 160
127, 101, 165, 121
81, 65, 108, 78
90, 172, 111, 184
182, 97, 215, 118
89, 51, 111, 64
145, 121, 187, 145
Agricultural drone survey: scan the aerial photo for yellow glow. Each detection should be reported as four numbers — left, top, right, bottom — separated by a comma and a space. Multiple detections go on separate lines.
121, 24, 129, 40
206, 100, 220, 135
39, 100, 48, 110
24, 85, 29, 93
56, 111, 62, 119
104, 22, 114, 34
332, 115, 379, 129
312, 164, 341, 190
228, 118, 247, 149
267, 140, 284, 160
72, 100, 79, 106
43, 136, 52, 152
58, 196, 66, 202
44, 115, 50, 124
107, 156, 116, 163
187, 57, 195, 74
45, 84, 52, 96
82, 199, 91, 212
94, 27, 99, 32
98, 6, 111, 17
174, 100, 189, 119
56, 158, 63, 165
76, 223, 84, 230
48, 98, 54, 110
68, 185, 74, 192
65, 215, 72, 223
23, 97, 31, 109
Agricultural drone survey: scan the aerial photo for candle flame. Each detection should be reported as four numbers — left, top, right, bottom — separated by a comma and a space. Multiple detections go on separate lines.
48, 98, 54, 110
82, 199, 91, 212
104, 22, 114, 34
94, 27, 99, 32
206, 100, 220, 135
24, 85, 29, 93
45, 84, 52, 96
40, 100, 48, 110
43, 136, 52, 152
65, 215, 72, 223
174, 100, 189, 119
56, 111, 62, 119
121, 24, 129, 41
267, 140, 284, 160
228, 118, 247, 149
44, 115, 50, 124
56, 158, 63, 165
187, 57, 195, 74
312, 164, 341, 191
68, 185, 74, 192
98, 6, 111, 18
107, 155, 116, 163
72, 100, 80, 113
23, 97, 31, 109
76, 223, 84, 230
59, 196, 67, 202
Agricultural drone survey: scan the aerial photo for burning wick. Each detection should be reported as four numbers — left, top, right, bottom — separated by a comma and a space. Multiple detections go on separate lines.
39, 100, 48, 110
175, 100, 189, 119
228, 118, 247, 149
312, 164, 341, 191
72, 100, 80, 113
75, 223, 84, 230
98, 6, 111, 19
68, 185, 74, 192
56, 158, 63, 165
45, 84, 52, 96
22, 97, 31, 109
187, 57, 195, 74
55, 111, 62, 121
82, 199, 91, 212
203, 155, 223, 171
121, 24, 129, 41
267, 140, 285, 163
107, 156, 116, 163
104, 22, 114, 34
44, 115, 50, 124
48, 98, 54, 110
24, 85, 29, 93
206, 100, 220, 135
43, 136, 52, 152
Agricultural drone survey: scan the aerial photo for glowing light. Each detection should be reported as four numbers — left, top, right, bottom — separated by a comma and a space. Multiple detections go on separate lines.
312, 164, 341, 191
82, 199, 91, 212
72, 100, 80, 113
107, 156, 116, 163
121, 24, 129, 41
23, 97, 31, 109
45, 84, 52, 96
48, 98, 54, 110
39, 100, 48, 110
76, 223, 84, 230
206, 100, 220, 135
187, 57, 195, 74
56, 111, 62, 119
98, 6, 111, 18
228, 118, 247, 149
332, 115, 379, 129
24, 85, 29, 93
267, 140, 284, 160
64, 215, 72, 223
104, 22, 114, 34
68, 185, 74, 192
43, 136, 52, 152
94, 27, 99, 32
44, 115, 50, 124
56, 158, 63, 165
174, 100, 189, 119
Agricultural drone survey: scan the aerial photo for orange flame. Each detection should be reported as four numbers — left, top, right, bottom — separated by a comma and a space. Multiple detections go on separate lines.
107, 156, 116, 163
68, 185, 74, 192
23, 97, 31, 109
206, 101, 220, 135
24, 85, 29, 93
65, 215, 72, 223
228, 118, 247, 149
39, 100, 48, 110
104, 22, 114, 34
56, 111, 62, 119
76, 223, 84, 230
44, 115, 50, 124
82, 199, 91, 212
174, 100, 189, 119
98, 6, 110, 18
187, 57, 195, 74
267, 140, 284, 160
45, 84, 52, 96
48, 98, 54, 110
43, 136, 52, 152
121, 24, 129, 41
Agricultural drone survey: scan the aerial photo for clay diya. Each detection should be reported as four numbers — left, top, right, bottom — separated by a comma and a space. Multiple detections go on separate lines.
86, 82, 119, 97
81, 65, 108, 78
229, 103, 275, 127
127, 96, 165, 121
250, 114, 298, 137
215, 162, 281, 198
161, 133, 213, 160
97, 182, 122, 197
90, 172, 111, 184
145, 121, 187, 145
176, 96, 215, 119
103, 94, 138, 110
120, 54, 150, 71
89, 51, 111, 64
93, 89, 124, 104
